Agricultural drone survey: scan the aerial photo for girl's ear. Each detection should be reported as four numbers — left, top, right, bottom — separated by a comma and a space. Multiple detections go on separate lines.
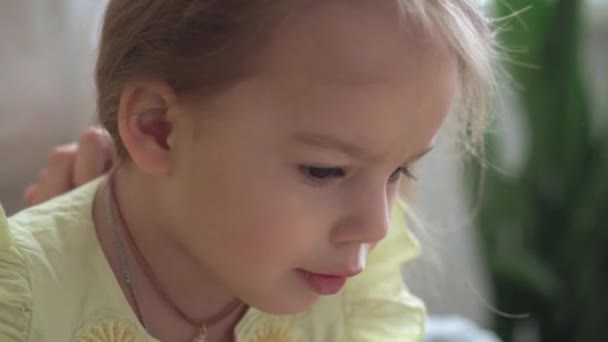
117, 80, 178, 176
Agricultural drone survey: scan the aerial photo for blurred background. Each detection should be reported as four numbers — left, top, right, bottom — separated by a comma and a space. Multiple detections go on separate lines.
0, 1, 606, 341
410, 1, 608, 341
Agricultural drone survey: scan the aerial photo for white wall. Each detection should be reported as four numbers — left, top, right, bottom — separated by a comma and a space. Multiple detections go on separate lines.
0, 1, 106, 214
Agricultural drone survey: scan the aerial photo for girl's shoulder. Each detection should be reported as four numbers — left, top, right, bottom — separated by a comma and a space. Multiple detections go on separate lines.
4, 177, 102, 279
0, 204, 31, 341
0, 178, 145, 342
235, 201, 427, 342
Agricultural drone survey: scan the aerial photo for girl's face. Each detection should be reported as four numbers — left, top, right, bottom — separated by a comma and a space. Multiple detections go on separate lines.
165, 3, 458, 314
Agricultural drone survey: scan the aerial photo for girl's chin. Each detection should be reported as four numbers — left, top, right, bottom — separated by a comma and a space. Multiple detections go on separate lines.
247, 290, 321, 316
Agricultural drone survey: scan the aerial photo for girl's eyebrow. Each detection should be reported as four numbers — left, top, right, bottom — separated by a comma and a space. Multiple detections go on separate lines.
292, 132, 366, 158
291, 132, 434, 163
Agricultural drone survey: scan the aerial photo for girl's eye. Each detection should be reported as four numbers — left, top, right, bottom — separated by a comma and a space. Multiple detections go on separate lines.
299, 166, 345, 185
388, 166, 417, 184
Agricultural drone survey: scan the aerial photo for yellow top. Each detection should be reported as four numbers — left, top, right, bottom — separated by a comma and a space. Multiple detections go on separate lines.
0, 178, 425, 342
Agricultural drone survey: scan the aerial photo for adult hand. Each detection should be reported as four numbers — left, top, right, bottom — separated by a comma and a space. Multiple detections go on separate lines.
25, 127, 115, 205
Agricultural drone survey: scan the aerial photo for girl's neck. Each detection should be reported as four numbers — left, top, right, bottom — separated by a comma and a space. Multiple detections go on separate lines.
93, 167, 246, 341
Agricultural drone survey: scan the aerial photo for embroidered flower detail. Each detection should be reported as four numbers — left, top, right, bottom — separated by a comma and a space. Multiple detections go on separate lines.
246, 321, 297, 342
73, 319, 141, 342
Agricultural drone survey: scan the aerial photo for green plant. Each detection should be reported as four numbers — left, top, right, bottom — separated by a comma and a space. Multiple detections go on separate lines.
468, 0, 608, 341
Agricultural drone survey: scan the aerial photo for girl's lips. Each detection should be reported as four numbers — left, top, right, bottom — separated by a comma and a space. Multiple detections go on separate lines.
296, 269, 361, 295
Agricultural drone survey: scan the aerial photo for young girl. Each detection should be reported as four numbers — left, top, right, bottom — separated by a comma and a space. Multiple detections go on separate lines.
1, 1, 494, 341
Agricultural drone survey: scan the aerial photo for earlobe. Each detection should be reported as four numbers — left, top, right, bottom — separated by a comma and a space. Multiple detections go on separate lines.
117, 80, 177, 175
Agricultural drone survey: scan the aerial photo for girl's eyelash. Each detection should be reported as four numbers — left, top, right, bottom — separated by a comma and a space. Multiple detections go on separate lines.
299, 166, 345, 187
299, 165, 417, 188
388, 166, 417, 183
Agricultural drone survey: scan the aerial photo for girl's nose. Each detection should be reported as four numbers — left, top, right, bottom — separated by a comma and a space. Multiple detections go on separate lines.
331, 186, 391, 245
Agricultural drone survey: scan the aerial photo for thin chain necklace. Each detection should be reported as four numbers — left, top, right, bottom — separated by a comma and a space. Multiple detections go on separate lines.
105, 173, 243, 342
105, 182, 150, 332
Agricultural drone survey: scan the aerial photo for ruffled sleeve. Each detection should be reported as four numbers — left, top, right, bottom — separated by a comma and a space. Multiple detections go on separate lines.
344, 200, 426, 341
0, 205, 32, 341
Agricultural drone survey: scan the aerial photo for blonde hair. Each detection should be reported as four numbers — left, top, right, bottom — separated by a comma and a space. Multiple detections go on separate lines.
96, 0, 495, 157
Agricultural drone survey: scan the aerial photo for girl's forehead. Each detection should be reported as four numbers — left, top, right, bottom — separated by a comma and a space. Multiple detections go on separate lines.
248, 1, 455, 86
190, 2, 458, 158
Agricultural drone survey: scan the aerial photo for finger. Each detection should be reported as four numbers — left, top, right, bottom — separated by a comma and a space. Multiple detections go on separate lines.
36, 144, 77, 202
30, 169, 48, 204
73, 127, 110, 186
24, 184, 38, 205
